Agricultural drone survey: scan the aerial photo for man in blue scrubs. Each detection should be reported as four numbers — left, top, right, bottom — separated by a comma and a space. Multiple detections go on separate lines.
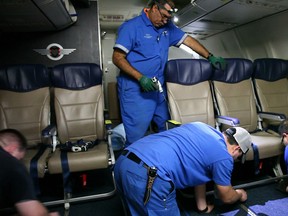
114, 122, 251, 215
112, 0, 226, 146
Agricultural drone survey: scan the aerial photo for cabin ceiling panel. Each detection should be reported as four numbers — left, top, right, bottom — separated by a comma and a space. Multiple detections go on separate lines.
98, 0, 142, 30
1, 0, 287, 35
98, 0, 191, 30
0, 0, 77, 32
177, 0, 288, 39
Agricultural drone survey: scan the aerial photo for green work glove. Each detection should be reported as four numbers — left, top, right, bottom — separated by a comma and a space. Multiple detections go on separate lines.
208, 53, 227, 70
138, 76, 157, 92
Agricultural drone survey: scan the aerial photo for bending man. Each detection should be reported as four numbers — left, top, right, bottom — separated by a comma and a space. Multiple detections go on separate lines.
114, 122, 251, 215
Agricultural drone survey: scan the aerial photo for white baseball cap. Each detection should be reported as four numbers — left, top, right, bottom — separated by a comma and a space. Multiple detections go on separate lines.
226, 127, 252, 163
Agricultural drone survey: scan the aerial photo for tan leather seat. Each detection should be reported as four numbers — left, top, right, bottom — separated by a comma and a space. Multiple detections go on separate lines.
47, 63, 115, 203
0, 64, 52, 179
253, 58, 288, 129
211, 58, 283, 161
165, 59, 215, 126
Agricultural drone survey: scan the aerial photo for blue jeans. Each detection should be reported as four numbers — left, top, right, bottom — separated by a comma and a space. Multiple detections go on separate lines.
114, 154, 180, 216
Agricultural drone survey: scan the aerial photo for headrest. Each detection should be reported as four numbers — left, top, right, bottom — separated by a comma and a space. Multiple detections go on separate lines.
212, 58, 253, 83
253, 58, 288, 81
165, 59, 212, 85
51, 63, 102, 90
0, 64, 50, 92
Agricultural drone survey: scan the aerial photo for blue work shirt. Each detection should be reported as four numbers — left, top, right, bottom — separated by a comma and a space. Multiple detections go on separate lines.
127, 122, 234, 189
114, 9, 187, 85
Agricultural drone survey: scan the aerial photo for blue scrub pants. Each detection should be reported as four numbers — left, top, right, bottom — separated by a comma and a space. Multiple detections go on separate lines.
118, 78, 170, 146
114, 154, 180, 216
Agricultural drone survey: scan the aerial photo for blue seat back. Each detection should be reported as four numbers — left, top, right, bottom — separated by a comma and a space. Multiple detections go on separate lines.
0, 64, 50, 91
165, 59, 215, 126
211, 58, 257, 131
253, 58, 288, 81
50, 63, 104, 143
165, 59, 212, 85
0, 64, 50, 145
252, 58, 288, 124
211, 58, 253, 83
51, 63, 102, 89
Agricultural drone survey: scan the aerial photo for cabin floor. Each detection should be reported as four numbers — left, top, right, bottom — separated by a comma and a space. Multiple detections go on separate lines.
46, 182, 288, 216
44, 154, 288, 216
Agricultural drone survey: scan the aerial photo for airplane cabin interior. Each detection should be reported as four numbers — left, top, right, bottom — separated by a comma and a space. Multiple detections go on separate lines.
0, 0, 288, 215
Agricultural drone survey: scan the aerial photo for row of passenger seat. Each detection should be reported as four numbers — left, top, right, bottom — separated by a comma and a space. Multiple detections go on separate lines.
0, 59, 287, 203
0, 63, 116, 207
165, 58, 288, 177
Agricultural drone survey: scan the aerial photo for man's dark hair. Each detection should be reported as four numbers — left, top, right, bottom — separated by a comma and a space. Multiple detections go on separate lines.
278, 119, 288, 136
0, 128, 27, 150
147, 0, 175, 9
223, 129, 238, 146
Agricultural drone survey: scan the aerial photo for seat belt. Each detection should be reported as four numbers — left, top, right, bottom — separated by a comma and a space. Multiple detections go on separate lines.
60, 150, 72, 194
59, 139, 99, 194
59, 139, 98, 152
30, 144, 48, 195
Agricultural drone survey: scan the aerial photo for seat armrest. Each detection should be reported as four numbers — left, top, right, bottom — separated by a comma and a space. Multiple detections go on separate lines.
105, 119, 113, 131
258, 112, 286, 121
42, 124, 57, 137
166, 120, 182, 130
105, 119, 116, 165
216, 116, 240, 127
41, 124, 57, 151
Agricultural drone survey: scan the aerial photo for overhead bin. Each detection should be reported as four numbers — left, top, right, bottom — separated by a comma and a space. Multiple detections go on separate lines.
0, 0, 77, 32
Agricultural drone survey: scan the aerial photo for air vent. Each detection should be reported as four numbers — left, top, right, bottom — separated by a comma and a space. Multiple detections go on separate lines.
100, 14, 125, 22
188, 31, 209, 36
199, 19, 238, 27
236, 0, 287, 11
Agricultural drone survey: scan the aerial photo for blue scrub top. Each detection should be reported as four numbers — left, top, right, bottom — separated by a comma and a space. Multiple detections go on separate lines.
114, 9, 187, 85
127, 122, 234, 189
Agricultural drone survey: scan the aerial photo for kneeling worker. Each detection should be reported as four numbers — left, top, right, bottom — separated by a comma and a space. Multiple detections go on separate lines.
114, 122, 251, 215
0, 129, 59, 216
278, 119, 288, 193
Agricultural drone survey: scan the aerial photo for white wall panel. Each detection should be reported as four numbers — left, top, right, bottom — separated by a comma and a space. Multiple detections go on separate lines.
197, 10, 288, 60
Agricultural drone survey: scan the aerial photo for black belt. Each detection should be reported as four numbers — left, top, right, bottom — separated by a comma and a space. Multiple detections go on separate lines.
121, 149, 157, 205
121, 149, 149, 169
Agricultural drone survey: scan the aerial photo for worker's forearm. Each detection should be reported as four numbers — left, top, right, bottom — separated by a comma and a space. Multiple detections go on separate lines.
216, 185, 246, 204
112, 52, 142, 80
221, 188, 243, 204
183, 36, 210, 59
194, 184, 207, 210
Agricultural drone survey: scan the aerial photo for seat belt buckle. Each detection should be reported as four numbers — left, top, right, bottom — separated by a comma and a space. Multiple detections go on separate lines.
72, 146, 82, 152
